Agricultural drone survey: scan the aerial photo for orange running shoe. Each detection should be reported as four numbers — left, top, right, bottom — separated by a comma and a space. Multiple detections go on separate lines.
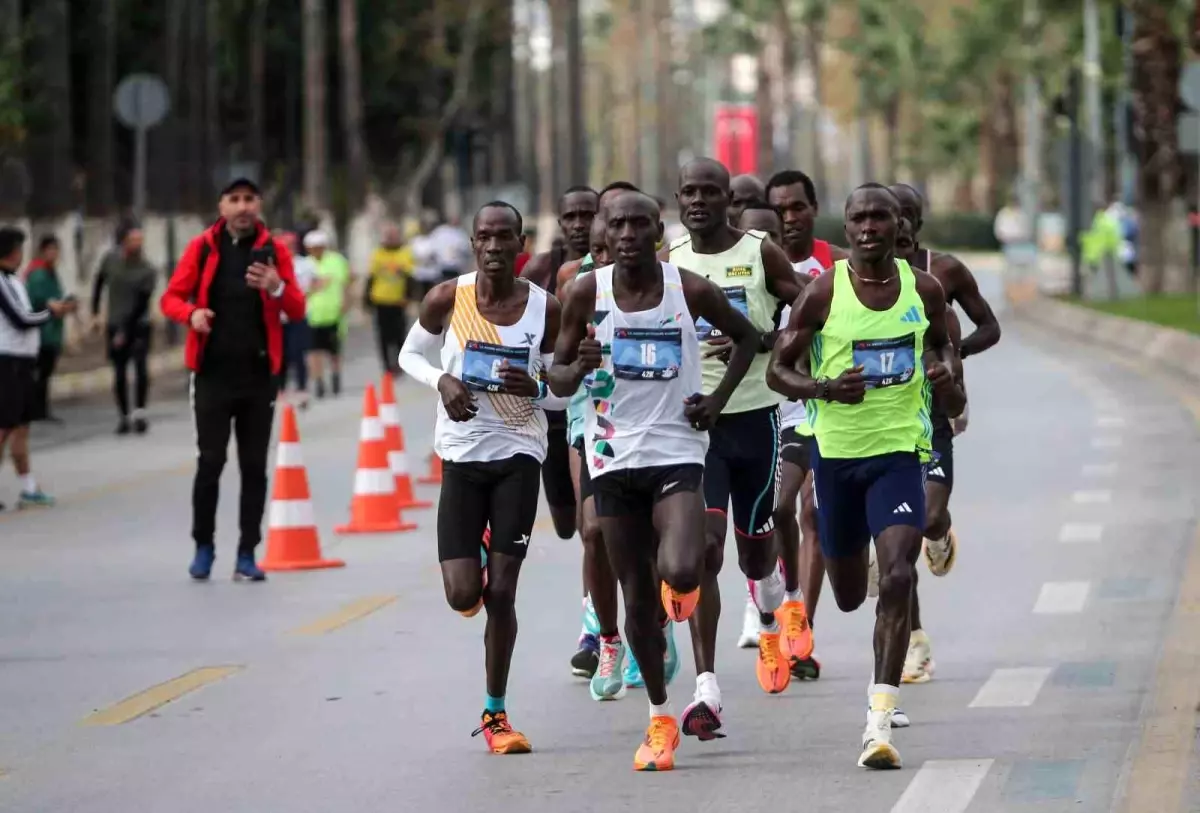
472, 710, 532, 754
633, 715, 680, 771
661, 583, 700, 622
776, 600, 814, 661
756, 631, 792, 694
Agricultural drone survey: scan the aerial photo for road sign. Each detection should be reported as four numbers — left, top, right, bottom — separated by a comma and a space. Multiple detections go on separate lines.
1179, 112, 1200, 155
113, 74, 170, 130
1181, 60, 1200, 111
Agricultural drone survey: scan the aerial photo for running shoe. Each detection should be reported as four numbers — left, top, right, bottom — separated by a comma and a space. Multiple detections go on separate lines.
661, 582, 699, 622
17, 490, 55, 508
633, 715, 680, 771
572, 634, 600, 678
776, 599, 814, 662
756, 630, 792, 694
682, 687, 725, 740
189, 546, 215, 581
737, 595, 761, 649
582, 594, 601, 637
590, 638, 626, 700
790, 652, 822, 681
624, 652, 644, 689
858, 709, 902, 769
233, 553, 267, 582
664, 622, 680, 685
923, 528, 958, 577
863, 703, 910, 727
901, 629, 934, 684
472, 710, 532, 754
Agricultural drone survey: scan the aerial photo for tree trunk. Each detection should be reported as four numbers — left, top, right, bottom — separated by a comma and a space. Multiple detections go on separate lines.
776, 1, 802, 169
755, 46, 773, 178
803, 13, 828, 199
85, 0, 116, 216
185, 0, 209, 212
24, 0, 74, 218
881, 96, 899, 183
302, 0, 329, 213
205, 1, 222, 184
248, 0, 268, 169
338, 0, 369, 208
1130, 0, 1182, 293
0, 0, 24, 217
151, 0, 185, 213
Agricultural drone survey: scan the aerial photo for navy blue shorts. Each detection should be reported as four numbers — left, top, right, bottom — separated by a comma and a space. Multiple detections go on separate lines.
810, 448, 926, 559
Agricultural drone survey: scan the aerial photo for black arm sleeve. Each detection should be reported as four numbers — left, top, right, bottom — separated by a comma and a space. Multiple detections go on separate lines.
91, 263, 107, 316
0, 278, 50, 329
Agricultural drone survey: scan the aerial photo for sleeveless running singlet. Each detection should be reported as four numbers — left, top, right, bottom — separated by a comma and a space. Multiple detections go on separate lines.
668, 231, 782, 414
810, 258, 931, 460
435, 272, 551, 464
566, 253, 595, 445
779, 240, 834, 434
584, 262, 707, 476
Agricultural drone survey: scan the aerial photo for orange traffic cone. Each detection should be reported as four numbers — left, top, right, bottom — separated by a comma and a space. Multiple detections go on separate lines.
336, 384, 417, 534
380, 374, 432, 511
261, 406, 345, 571
418, 453, 443, 485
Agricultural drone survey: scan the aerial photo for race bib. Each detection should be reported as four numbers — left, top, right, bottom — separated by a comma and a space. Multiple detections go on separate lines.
612, 327, 683, 381
462, 340, 530, 392
696, 286, 749, 340
852, 335, 916, 389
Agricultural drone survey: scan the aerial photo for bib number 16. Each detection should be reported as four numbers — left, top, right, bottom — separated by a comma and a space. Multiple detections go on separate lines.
641, 343, 656, 366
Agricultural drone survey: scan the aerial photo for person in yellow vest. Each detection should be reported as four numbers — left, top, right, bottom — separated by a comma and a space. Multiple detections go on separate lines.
365, 223, 414, 375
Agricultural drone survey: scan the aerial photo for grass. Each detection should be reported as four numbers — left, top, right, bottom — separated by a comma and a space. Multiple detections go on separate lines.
1062, 294, 1200, 336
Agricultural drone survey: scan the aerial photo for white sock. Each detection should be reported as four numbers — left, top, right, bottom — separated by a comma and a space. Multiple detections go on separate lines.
785, 587, 803, 603
20, 473, 37, 493
649, 699, 674, 719
696, 671, 720, 700
870, 683, 900, 712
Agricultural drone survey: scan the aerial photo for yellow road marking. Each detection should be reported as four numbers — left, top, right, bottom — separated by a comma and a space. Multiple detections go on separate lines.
291, 594, 397, 636
82, 666, 243, 727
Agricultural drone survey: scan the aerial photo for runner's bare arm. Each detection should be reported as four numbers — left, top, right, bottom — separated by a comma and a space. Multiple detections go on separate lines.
767, 271, 832, 401
555, 258, 584, 301
760, 240, 808, 351
528, 295, 570, 409
934, 252, 1000, 358
917, 272, 966, 417
519, 251, 553, 288
681, 268, 758, 407
548, 272, 598, 397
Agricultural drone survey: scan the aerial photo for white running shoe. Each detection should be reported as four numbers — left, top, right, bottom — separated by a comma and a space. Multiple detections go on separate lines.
923, 528, 958, 577
737, 596, 761, 649
748, 561, 786, 614
858, 709, 902, 769
867, 546, 880, 599
902, 630, 934, 684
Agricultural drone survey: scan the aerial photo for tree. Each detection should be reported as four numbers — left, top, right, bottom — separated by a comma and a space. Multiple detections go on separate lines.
248, 0, 268, 168
339, 0, 369, 208
86, 0, 117, 216
0, 0, 25, 218
24, 0, 74, 218
302, 0, 329, 213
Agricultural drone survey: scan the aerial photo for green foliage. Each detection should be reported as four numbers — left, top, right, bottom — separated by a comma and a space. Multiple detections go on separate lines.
812, 213, 1000, 251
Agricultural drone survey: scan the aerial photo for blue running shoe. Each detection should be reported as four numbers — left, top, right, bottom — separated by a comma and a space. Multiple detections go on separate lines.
624, 650, 645, 688
233, 553, 267, 582
17, 490, 55, 508
664, 622, 680, 685
582, 594, 601, 637
571, 633, 600, 678
189, 546, 215, 581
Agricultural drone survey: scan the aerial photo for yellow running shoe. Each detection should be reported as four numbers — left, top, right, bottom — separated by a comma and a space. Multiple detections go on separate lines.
634, 715, 680, 771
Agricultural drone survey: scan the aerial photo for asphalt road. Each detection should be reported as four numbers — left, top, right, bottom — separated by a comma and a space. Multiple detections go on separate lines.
1, 268, 1198, 812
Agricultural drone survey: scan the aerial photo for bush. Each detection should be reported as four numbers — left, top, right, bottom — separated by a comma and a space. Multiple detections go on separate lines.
813, 214, 1000, 251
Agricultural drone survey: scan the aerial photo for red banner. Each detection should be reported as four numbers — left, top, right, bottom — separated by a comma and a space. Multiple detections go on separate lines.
714, 104, 758, 177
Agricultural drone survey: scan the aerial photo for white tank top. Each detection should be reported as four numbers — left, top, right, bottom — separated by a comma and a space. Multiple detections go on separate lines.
434, 273, 550, 464
778, 254, 828, 430
584, 262, 708, 477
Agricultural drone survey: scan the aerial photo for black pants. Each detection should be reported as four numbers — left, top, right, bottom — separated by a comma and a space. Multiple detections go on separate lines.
108, 324, 150, 417
374, 304, 407, 374
191, 370, 277, 554
280, 320, 310, 392
31, 344, 60, 421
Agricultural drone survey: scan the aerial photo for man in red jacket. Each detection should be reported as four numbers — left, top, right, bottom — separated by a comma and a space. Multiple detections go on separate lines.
161, 178, 306, 582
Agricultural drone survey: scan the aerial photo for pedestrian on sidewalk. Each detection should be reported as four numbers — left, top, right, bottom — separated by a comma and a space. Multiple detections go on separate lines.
273, 230, 314, 409
91, 223, 158, 435
364, 223, 412, 376
160, 178, 306, 582
24, 236, 66, 423
0, 226, 76, 511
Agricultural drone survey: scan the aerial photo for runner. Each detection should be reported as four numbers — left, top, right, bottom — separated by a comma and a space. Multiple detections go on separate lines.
520, 186, 599, 546
888, 183, 1001, 685
396, 201, 568, 755
667, 157, 806, 726
550, 191, 759, 771
728, 174, 766, 226
767, 183, 964, 769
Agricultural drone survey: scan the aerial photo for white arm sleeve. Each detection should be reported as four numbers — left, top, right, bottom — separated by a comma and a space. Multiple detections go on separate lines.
398, 321, 446, 391
533, 351, 570, 411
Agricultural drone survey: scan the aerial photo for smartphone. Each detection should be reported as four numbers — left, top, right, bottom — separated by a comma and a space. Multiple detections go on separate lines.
250, 246, 276, 266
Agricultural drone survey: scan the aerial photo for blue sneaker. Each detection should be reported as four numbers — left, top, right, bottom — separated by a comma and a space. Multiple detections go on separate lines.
189, 546, 215, 581
624, 651, 645, 688
664, 622, 680, 686
233, 553, 267, 582
571, 633, 600, 678
589, 638, 626, 701
582, 595, 601, 637
17, 490, 55, 508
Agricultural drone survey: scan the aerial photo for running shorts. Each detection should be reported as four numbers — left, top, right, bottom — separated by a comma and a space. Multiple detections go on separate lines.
437, 453, 542, 562
926, 414, 954, 491
592, 463, 704, 519
779, 426, 814, 471
571, 436, 595, 502
541, 410, 576, 511
703, 406, 781, 537
0, 355, 35, 430
310, 325, 341, 354
810, 447, 926, 559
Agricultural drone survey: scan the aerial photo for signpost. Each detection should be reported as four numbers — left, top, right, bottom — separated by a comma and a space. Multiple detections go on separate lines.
113, 74, 170, 220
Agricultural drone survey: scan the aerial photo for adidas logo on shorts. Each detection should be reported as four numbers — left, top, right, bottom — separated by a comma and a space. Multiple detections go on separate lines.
893, 503, 914, 514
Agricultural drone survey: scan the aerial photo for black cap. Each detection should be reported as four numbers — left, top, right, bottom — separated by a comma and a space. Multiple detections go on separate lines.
220, 177, 261, 197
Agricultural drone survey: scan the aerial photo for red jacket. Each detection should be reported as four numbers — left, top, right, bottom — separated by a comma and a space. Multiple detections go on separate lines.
160, 219, 306, 374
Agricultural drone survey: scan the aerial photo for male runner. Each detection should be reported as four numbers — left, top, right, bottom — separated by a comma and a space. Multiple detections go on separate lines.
550, 191, 758, 771
667, 157, 806, 726
767, 183, 963, 769
888, 182, 1001, 684
729, 174, 766, 226
397, 201, 569, 755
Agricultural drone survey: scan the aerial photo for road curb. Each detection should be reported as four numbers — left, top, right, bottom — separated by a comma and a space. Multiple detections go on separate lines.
1005, 283, 1200, 385
52, 349, 187, 402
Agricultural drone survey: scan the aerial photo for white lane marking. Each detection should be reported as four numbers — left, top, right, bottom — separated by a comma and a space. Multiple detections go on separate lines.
1096, 416, 1126, 429
1033, 581, 1091, 614
1091, 436, 1124, 449
1072, 490, 1112, 504
890, 759, 994, 813
1082, 462, 1118, 477
1059, 523, 1104, 544
969, 667, 1053, 708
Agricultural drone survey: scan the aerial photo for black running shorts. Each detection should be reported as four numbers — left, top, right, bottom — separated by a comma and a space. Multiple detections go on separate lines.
572, 436, 595, 502
779, 426, 814, 471
592, 463, 704, 519
703, 406, 782, 537
0, 355, 36, 430
541, 410, 576, 511
437, 454, 542, 562
310, 325, 341, 355
926, 413, 954, 491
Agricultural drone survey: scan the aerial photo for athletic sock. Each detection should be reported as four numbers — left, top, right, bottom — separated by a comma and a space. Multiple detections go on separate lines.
870, 684, 899, 713
20, 473, 37, 493
785, 588, 803, 603
649, 699, 674, 719
600, 633, 621, 645
485, 694, 505, 713
761, 618, 780, 634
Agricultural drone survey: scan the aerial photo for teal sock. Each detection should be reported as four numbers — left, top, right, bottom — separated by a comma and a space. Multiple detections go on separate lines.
485, 694, 505, 713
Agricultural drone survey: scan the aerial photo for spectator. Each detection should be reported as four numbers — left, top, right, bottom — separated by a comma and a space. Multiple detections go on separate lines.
302, 230, 350, 399
364, 223, 413, 375
92, 223, 158, 435
409, 218, 440, 301
24, 236, 66, 423
427, 214, 471, 281
274, 230, 314, 408
160, 178, 306, 582
0, 226, 75, 510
